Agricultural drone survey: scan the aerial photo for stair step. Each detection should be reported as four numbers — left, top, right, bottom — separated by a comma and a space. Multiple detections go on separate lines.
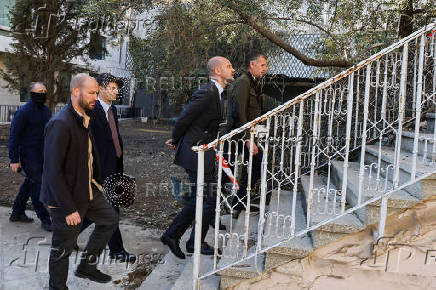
171, 255, 220, 290
401, 131, 435, 158
140, 230, 192, 290
331, 160, 419, 225
366, 144, 435, 176
263, 190, 313, 269
365, 144, 436, 199
425, 112, 436, 133
300, 174, 364, 247
218, 210, 262, 288
218, 246, 265, 278
142, 215, 224, 290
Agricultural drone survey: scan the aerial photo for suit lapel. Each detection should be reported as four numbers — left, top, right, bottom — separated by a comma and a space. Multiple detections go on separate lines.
210, 81, 222, 119
95, 100, 112, 139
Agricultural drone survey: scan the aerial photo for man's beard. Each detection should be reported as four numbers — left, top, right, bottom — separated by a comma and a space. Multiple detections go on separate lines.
78, 93, 95, 113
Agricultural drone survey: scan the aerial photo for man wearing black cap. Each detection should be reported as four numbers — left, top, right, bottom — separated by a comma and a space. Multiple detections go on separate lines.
79, 73, 136, 263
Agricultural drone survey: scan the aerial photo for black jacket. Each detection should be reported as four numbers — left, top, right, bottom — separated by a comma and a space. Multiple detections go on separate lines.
40, 103, 102, 216
231, 71, 263, 128
8, 100, 51, 165
173, 81, 222, 173
90, 100, 123, 181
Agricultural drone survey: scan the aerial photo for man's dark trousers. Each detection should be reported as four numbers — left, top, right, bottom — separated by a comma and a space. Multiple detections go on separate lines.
81, 205, 123, 253
11, 163, 50, 222
164, 170, 216, 248
48, 190, 118, 290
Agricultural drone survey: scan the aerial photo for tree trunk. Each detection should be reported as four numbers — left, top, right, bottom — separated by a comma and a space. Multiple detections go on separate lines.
398, 0, 414, 38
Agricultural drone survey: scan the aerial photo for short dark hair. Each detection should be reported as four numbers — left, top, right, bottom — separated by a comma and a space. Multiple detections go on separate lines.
28, 82, 44, 92
245, 51, 267, 69
96, 73, 123, 89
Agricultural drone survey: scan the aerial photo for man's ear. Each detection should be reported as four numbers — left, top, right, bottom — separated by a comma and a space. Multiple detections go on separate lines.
72, 87, 79, 97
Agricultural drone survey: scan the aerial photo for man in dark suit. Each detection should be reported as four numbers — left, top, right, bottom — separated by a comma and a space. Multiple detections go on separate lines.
8, 82, 52, 231
161, 56, 235, 259
79, 73, 136, 263
40, 73, 119, 289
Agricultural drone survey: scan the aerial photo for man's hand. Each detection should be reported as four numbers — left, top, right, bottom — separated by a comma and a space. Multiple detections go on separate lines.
246, 140, 259, 155
165, 139, 176, 150
10, 163, 21, 173
65, 211, 81, 226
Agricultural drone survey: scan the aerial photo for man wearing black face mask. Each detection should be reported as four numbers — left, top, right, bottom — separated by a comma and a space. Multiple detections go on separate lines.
8, 82, 52, 231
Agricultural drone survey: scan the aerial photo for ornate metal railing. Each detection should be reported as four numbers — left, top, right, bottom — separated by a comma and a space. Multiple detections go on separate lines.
0, 105, 19, 123
191, 22, 436, 289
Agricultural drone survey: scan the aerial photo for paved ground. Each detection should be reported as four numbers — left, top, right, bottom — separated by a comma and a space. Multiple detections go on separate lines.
0, 206, 168, 290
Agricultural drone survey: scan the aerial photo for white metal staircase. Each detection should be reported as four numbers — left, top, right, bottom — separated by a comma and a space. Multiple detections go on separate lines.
143, 22, 436, 290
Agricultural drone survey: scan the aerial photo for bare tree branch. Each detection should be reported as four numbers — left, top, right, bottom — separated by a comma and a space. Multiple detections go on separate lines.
211, 20, 245, 27
222, 1, 353, 68
267, 17, 341, 45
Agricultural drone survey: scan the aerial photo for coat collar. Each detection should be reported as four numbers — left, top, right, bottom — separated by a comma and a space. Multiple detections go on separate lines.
67, 102, 89, 129
242, 70, 257, 86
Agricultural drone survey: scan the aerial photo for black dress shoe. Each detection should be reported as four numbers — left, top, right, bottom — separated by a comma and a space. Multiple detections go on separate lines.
75, 254, 112, 283
9, 213, 34, 223
41, 222, 53, 232
75, 266, 112, 283
186, 242, 220, 255
161, 234, 185, 259
109, 250, 136, 263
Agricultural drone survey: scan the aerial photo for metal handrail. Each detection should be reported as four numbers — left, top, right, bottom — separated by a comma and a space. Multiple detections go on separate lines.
192, 22, 436, 289
193, 22, 436, 152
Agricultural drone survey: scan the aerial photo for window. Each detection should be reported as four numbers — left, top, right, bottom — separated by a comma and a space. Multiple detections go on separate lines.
89, 33, 106, 60
0, 0, 14, 28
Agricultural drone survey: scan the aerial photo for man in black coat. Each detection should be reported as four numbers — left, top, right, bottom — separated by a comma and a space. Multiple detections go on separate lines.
161, 56, 235, 259
8, 82, 52, 231
79, 73, 136, 263
40, 73, 119, 290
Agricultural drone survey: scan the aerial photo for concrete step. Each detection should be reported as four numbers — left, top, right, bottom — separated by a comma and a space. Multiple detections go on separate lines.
171, 255, 220, 290
300, 174, 364, 248
331, 160, 419, 225
142, 216, 225, 290
364, 144, 436, 199
401, 130, 435, 158
140, 230, 192, 290
218, 210, 262, 289
263, 190, 313, 270
218, 247, 265, 289
425, 112, 436, 133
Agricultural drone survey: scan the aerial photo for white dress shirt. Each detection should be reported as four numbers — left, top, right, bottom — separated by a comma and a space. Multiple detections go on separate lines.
210, 79, 223, 99
98, 97, 111, 121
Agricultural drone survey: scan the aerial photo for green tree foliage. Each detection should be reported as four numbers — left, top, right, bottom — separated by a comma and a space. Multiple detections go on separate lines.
68, 0, 436, 106
128, 1, 277, 104
0, 0, 126, 109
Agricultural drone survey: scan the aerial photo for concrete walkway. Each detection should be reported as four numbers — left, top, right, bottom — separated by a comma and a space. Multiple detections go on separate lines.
0, 206, 167, 290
